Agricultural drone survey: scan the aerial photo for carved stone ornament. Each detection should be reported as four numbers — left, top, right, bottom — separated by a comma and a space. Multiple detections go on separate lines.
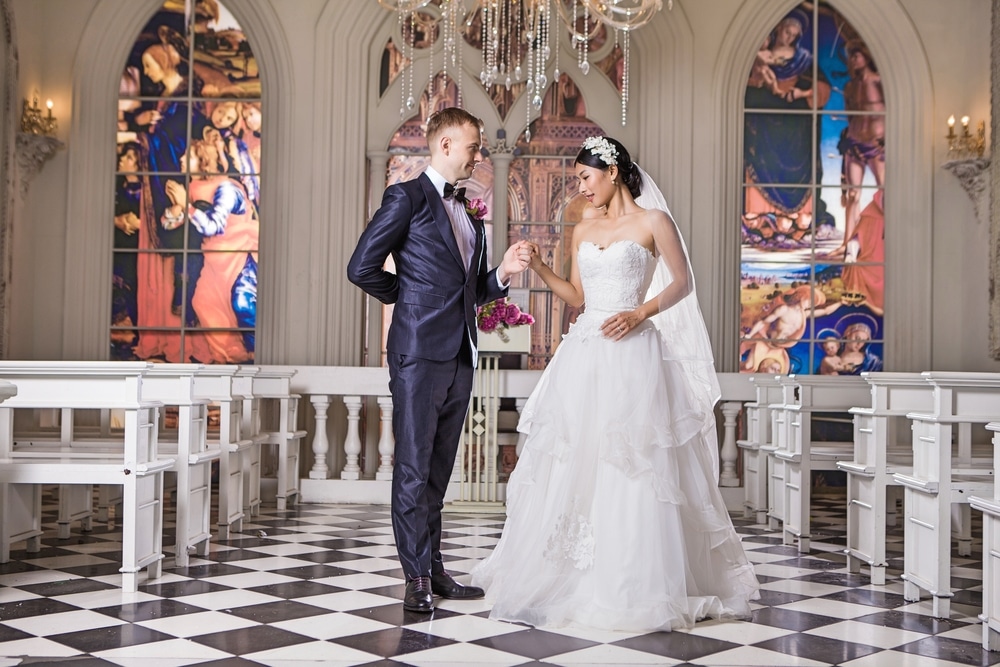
943, 157, 991, 222
15, 132, 63, 198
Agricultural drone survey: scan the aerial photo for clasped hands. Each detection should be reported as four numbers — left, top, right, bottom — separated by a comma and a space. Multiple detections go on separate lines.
499, 240, 534, 281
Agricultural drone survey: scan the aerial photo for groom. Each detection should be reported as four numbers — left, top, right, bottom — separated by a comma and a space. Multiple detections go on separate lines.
347, 107, 530, 612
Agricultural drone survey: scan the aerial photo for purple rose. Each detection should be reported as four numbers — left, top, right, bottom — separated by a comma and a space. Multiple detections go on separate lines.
465, 197, 488, 220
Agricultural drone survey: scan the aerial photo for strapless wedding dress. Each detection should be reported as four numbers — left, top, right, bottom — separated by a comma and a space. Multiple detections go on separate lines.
471, 240, 759, 632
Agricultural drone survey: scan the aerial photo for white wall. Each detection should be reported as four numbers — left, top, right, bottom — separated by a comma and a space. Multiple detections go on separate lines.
6, 0, 997, 371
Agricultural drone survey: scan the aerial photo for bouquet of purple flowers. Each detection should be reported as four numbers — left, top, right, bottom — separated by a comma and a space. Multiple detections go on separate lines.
476, 296, 534, 343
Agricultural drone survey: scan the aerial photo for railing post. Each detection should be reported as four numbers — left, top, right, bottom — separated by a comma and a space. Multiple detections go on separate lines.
341, 395, 362, 481
720, 401, 743, 487
308, 394, 331, 479
375, 397, 394, 480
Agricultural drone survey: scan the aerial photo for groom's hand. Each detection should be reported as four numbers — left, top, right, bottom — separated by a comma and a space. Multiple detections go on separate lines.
498, 241, 532, 283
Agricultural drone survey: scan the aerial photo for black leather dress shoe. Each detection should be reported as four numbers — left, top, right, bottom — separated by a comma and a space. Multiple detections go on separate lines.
431, 571, 485, 599
403, 576, 434, 612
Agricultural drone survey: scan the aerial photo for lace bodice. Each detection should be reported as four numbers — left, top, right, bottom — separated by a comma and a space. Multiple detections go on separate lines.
568, 240, 657, 339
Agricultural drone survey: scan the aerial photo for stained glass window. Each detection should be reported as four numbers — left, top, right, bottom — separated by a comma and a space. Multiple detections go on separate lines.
740, 2, 885, 375
112, 0, 260, 363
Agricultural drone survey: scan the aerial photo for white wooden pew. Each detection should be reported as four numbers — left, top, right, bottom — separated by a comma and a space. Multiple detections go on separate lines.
234, 365, 264, 517
0, 362, 173, 592
47, 365, 220, 567
764, 378, 792, 530
970, 422, 1000, 650
840, 372, 928, 584
141, 364, 219, 567
255, 367, 306, 510
192, 365, 252, 539
896, 371, 1000, 618
737, 374, 783, 524
774, 375, 869, 552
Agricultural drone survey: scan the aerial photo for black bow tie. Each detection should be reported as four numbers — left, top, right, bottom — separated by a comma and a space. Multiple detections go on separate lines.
443, 183, 466, 201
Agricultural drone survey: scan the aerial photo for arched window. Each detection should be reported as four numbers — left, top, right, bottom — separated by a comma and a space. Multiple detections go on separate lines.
112, 1, 260, 363
739, 1, 885, 376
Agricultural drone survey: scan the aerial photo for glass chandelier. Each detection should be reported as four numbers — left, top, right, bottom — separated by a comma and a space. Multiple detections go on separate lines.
377, 0, 670, 133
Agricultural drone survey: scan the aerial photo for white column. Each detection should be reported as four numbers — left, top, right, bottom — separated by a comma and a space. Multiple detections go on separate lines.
488, 146, 513, 266
308, 394, 331, 479
719, 401, 742, 487
341, 395, 362, 481
375, 396, 394, 481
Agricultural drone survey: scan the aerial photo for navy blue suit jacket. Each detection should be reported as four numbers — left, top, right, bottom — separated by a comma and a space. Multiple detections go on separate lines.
347, 172, 507, 362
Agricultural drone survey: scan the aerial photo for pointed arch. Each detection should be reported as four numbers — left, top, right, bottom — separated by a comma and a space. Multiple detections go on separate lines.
710, 0, 932, 371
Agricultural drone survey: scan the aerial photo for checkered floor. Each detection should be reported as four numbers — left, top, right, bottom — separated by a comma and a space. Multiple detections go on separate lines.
0, 491, 995, 666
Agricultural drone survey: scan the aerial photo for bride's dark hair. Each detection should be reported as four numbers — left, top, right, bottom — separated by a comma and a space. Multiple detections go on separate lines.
576, 136, 642, 200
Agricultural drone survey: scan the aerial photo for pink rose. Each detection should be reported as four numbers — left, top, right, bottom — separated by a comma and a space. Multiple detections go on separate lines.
465, 197, 488, 220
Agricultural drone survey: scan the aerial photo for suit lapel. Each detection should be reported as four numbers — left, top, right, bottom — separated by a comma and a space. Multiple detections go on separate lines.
418, 173, 465, 271
467, 216, 485, 277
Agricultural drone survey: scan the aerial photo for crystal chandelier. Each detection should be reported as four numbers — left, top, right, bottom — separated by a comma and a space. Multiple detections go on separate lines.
378, 0, 670, 134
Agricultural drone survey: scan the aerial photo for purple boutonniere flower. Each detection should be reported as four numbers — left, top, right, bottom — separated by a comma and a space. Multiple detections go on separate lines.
465, 197, 488, 221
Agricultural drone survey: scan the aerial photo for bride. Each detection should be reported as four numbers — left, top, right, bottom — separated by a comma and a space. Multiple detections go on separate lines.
470, 136, 760, 632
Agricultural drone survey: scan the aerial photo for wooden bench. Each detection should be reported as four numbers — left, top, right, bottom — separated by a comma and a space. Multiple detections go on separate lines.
773, 375, 869, 552
234, 365, 264, 517
255, 367, 306, 510
192, 365, 253, 539
969, 422, 1000, 650
896, 372, 1000, 618
840, 372, 929, 585
0, 362, 173, 592
737, 374, 783, 524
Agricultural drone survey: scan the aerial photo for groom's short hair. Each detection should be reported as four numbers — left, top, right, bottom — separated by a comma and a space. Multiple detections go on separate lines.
425, 107, 484, 146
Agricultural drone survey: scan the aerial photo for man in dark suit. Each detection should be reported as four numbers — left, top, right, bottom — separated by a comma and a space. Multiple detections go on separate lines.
347, 108, 530, 612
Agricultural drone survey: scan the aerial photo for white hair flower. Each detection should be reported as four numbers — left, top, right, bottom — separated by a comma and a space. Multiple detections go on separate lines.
581, 136, 618, 166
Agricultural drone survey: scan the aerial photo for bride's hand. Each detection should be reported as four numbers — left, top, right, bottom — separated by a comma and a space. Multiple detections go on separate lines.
602, 309, 642, 341
526, 242, 545, 271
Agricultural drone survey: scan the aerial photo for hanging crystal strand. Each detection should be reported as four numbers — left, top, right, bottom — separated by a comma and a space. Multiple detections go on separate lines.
621, 26, 630, 126
523, 2, 534, 143
399, 11, 418, 117
440, 0, 449, 85
508, 0, 520, 88
407, 12, 417, 113
456, 0, 465, 107
579, 2, 590, 75
428, 11, 437, 108
513, 0, 523, 83
480, 3, 490, 86
537, 0, 549, 94
552, 0, 560, 85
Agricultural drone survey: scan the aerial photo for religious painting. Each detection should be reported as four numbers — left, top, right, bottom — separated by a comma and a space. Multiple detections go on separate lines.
741, 1, 885, 373
112, 0, 260, 364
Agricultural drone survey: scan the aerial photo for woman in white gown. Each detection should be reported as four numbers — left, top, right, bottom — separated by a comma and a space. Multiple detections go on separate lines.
470, 136, 759, 632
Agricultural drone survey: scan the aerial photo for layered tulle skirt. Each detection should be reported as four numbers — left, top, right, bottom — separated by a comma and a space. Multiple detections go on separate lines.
470, 316, 760, 632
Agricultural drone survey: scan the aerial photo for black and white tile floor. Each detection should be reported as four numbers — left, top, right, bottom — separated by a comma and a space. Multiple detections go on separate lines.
0, 491, 996, 666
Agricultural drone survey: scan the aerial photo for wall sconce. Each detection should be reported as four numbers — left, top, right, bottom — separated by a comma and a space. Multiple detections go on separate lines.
20, 93, 58, 137
946, 114, 986, 159
942, 114, 990, 223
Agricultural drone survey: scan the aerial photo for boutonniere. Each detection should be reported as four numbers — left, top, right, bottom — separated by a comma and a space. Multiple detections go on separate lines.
464, 197, 488, 221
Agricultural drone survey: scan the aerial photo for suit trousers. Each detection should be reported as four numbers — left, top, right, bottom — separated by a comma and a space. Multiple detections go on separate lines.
387, 348, 474, 580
